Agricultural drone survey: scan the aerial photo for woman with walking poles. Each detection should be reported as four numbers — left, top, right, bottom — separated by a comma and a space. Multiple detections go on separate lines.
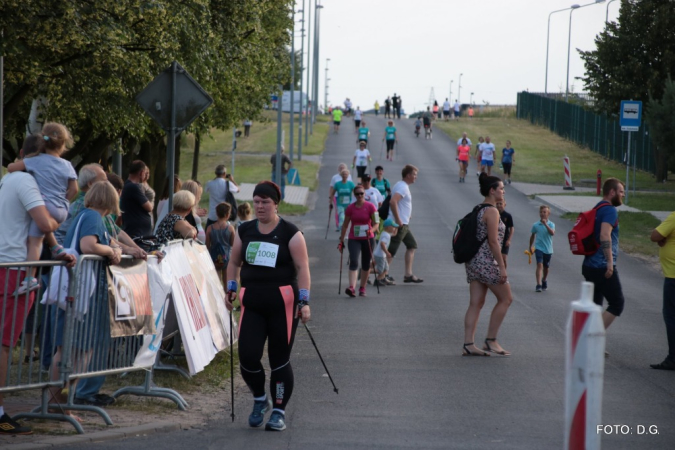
462, 173, 513, 357
338, 184, 379, 297
225, 181, 311, 432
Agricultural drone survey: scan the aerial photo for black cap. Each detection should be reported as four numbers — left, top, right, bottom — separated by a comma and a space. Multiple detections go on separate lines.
362, 173, 371, 181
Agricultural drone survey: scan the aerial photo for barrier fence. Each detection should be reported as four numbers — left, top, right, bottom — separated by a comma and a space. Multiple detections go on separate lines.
2, 239, 234, 434
517, 91, 656, 175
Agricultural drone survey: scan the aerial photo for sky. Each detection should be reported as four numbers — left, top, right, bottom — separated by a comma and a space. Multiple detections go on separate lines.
292, 0, 620, 113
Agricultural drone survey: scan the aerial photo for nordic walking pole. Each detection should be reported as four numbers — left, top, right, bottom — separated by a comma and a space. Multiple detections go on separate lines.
303, 323, 339, 394
325, 203, 333, 239
338, 242, 344, 294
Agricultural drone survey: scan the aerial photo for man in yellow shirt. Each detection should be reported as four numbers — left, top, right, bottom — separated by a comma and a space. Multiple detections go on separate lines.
332, 107, 343, 134
650, 211, 675, 370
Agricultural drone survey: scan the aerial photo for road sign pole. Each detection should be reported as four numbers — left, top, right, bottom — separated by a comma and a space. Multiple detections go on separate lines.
625, 131, 631, 205
167, 61, 178, 212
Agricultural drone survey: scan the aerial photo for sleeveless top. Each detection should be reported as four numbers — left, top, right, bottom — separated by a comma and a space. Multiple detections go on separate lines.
208, 222, 233, 266
238, 218, 301, 288
156, 213, 184, 244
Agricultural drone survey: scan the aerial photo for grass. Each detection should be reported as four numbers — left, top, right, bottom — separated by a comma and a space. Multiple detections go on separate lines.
561, 211, 661, 257
434, 117, 675, 192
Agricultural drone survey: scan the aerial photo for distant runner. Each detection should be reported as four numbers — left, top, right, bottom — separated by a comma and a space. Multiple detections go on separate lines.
332, 108, 343, 134
383, 120, 397, 160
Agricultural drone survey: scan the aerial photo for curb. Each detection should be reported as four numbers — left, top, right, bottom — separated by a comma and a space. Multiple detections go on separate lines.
7, 422, 183, 449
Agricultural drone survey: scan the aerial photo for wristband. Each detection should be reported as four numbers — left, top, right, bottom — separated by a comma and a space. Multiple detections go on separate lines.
299, 289, 310, 303
298, 300, 309, 310
227, 280, 238, 293
50, 244, 65, 256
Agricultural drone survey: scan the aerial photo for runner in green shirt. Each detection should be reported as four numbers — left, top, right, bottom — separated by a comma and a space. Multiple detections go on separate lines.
332, 108, 344, 134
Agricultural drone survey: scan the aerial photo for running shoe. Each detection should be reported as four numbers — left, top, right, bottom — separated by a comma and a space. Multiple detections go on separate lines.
373, 278, 387, 287
359, 287, 367, 297
0, 414, 32, 435
542, 280, 548, 291
249, 396, 272, 428
536, 285, 542, 292
345, 286, 356, 298
385, 275, 395, 283
265, 411, 286, 431
15, 277, 40, 295
508, 179, 512, 184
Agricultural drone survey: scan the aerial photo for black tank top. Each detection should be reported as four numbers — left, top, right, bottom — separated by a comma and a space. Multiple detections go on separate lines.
239, 218, 301, 288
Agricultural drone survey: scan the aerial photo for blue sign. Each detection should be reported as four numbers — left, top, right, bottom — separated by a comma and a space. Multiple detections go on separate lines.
619, 100, 642, 131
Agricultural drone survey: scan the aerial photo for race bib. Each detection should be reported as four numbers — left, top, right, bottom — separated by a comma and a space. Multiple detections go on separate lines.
245, 242, 279, 267
353, 225, 369, 237
358, 157, 366, 165
341, 196, 351, 205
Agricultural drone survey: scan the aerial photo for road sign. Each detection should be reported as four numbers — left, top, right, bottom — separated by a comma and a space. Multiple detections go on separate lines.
619, 100, 642, 132
136, 62, 213, 132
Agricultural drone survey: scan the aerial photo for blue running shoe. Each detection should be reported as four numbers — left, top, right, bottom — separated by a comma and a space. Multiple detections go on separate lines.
248, 397, 272, 428
265, 411, 286, 431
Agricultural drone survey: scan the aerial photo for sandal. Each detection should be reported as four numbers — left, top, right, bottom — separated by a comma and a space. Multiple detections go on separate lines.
462, 343, 489, 357
483, 338, 511, 356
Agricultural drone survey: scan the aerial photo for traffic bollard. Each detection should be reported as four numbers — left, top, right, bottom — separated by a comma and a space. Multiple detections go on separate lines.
565, 282, 605, 450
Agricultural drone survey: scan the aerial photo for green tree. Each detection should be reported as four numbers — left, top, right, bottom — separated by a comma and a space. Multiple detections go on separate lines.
645, 77, 675, 181
579, 0, 675, 180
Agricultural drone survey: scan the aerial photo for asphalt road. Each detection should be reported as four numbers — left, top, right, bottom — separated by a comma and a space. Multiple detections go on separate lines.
74, 115, 674, 449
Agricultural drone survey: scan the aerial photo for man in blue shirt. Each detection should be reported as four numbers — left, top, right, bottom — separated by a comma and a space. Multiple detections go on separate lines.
582, 178, 625, 331
529, 205, 555, 292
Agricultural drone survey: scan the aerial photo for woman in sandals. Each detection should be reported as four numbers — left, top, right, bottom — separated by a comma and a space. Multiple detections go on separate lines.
462, 173, 513, 357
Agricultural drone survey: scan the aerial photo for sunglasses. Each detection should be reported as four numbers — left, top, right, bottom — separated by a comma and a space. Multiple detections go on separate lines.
354, 192, 365, 196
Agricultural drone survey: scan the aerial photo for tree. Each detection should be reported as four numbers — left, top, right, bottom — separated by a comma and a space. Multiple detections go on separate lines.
579, 0, 675, 180
645, 77, 675, 181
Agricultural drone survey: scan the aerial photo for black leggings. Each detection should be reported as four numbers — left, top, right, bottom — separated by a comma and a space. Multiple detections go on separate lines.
348, 238, 375, 271
386, 140, 395, 151
238, 284, 298, 410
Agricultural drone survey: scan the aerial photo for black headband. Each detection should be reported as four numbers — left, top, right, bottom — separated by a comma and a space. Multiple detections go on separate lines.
253, 183, 280, 204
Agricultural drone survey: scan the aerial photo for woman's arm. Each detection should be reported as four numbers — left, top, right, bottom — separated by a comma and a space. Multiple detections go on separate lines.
228, 225, 235, 246
289, 231, 311, 323
225, 230, 243, 311
205, 225, 212, 248
80, 235, 122, 265
174, 219, 197, 240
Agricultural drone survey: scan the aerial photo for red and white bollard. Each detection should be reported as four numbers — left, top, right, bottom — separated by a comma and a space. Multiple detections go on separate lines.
565, 282, 605, 450
563, 156, 575, 190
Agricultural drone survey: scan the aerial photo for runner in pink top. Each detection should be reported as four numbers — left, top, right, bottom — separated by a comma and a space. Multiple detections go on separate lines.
457, 137, 471, 183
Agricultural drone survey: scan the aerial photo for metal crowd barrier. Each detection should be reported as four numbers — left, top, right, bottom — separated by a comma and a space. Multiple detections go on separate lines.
10, 254, 187, 434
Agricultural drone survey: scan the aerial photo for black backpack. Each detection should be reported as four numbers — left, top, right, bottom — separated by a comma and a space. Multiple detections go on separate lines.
452, 203, 493, 264
378, 194, 391, 220
225, 179, 238, 221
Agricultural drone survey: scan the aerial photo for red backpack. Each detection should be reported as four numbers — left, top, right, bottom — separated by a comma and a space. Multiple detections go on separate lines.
568, 203, 610, 255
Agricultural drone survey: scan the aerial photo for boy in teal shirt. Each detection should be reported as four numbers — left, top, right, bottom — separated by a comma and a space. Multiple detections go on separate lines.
529, 205, 555, 292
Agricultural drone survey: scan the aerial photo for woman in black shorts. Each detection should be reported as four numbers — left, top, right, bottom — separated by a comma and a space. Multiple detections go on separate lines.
226, 181, 311, 432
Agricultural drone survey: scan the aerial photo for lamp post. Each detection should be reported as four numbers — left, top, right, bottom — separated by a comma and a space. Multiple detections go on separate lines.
546, 6, 576, 95
449, 80, 453, 104
289, 9, 296, 160
566, 1, 605, 101
458, 73, 463, 104
606, 0, 617, 23
470, 92, 474, 105
304, 0, 312, 149
324, 58, 330, 113
297, 2, 305, 161
311, 1, 324, 132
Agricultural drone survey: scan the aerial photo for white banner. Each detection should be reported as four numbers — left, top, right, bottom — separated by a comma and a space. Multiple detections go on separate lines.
133, 256, 173, 369
164, 243, 217, 375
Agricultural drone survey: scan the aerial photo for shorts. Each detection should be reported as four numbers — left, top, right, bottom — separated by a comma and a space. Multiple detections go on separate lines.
356, 165, 367, 178
1, 268, 35, 347
355, 120, 361, 128
534, 250, 552, 267
501, 244, 510, 255
502, 162, 512, 175
374, 256, 389, 274
443, 110, 450, 117
334, 121, 341, 126
30, 202, 68, 238
481, 160, 494, 167
582, 265, 625, 316
458, 159, 469, 167
388, 224, 417, 257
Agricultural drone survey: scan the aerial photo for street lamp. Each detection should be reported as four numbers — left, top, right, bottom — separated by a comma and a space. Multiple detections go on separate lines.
606, 0, 618, 23
449, 80, 453, 103
470, 92, 474, 105
289, 9, 297, 160
324, 58, 330, 112
566, 1, 605, 101
297, 2, 305, 161
546, 5, 578, 94
458, 73, 463, 104
310, 1, 324, 132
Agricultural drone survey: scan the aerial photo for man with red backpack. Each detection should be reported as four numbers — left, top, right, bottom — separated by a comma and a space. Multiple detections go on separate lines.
581, 178, 626, 332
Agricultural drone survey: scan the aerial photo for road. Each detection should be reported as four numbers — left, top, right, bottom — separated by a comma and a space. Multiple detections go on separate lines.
74, 115, 674, 449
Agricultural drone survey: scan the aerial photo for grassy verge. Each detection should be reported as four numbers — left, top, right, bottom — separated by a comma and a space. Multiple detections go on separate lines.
538, 191, 675, 211
562, 211, 661, 257
434, 117, 674, 192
